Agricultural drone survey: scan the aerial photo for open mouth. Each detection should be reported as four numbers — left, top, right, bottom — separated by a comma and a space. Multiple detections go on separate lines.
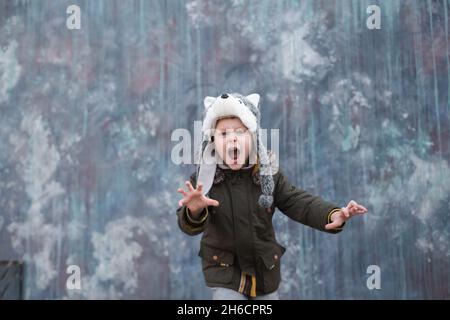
227, 146, 241, 163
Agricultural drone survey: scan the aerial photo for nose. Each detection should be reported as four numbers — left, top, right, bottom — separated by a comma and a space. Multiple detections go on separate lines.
227, 133, 238, 142
221, 93, 229, 99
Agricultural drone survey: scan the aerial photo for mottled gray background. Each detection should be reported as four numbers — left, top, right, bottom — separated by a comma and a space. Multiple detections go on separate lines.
0, 0, 449, 299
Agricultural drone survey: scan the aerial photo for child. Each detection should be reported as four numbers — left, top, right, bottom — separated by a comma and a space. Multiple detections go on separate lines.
176, 93, 368, 300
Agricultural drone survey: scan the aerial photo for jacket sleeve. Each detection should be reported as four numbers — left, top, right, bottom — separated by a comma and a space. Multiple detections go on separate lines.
176, 172, 209, 236
273, 170, 345, 234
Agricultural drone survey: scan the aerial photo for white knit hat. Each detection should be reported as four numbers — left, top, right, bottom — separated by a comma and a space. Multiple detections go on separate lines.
196, 92, 275, 208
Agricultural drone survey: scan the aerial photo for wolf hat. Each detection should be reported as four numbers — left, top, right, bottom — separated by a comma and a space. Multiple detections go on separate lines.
196, 92, 275, 208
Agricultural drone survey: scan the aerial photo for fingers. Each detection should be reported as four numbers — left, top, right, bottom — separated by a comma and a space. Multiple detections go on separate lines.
347, 200, 368, 216
358, 204, 368, 213
347, 200, 358, 214
197, 182, 203, 194
348, 200, 358, 208
349, 206, 359, 215
177, 185, 192, 208
185, 181, 195, 192
206, 198, 220, 207
177, 188, 188, 197
355, 205, 368, 214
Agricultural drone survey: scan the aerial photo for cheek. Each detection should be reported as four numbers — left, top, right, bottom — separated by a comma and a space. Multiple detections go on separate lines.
214, 140, 225, 157
235, 135, 252, 157
244, 135, 253, 153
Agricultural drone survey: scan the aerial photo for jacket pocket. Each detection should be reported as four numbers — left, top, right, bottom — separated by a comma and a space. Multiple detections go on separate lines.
199, 245, 235, 285
259, 244, 286, 293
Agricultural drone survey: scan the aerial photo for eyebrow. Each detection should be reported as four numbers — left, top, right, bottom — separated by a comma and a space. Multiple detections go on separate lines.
216, 126, 246, 132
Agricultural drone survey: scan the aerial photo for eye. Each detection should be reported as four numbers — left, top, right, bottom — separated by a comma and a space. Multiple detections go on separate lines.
236, 128, 247, 135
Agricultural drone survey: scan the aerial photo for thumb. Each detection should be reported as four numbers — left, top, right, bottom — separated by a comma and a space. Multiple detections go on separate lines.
206, 198, 220, 207
325, 218, 344, 230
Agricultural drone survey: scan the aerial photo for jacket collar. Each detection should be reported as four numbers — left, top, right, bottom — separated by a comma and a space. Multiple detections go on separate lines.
213, 160, 261, 186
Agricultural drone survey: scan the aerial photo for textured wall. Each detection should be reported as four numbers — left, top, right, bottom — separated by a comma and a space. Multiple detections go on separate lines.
0, 0, 449, 299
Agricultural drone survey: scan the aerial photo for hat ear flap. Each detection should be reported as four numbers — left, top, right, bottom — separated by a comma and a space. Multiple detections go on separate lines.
246, 93, 260, 108
204, 96, 216, 109
197, 141, 217, 195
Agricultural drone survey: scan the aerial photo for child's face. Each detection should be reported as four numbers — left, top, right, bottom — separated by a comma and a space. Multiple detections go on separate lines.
214, 117, 253, 171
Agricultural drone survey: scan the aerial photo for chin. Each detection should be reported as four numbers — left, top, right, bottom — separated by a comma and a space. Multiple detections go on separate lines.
227, 163, 244, 170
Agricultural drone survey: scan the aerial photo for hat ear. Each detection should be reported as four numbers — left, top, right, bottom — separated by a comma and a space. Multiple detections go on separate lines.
246, 93, 260, 108
204, 96, 216, 109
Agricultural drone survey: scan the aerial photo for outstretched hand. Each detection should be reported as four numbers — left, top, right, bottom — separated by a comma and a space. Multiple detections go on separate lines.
325, 200, 368, 230
177, 181, 220, 217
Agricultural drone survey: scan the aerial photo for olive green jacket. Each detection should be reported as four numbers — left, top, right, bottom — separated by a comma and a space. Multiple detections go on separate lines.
177, 164, 343, 296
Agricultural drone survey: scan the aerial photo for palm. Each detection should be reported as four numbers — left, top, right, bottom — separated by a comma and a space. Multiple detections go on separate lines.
188, 193, 211, 210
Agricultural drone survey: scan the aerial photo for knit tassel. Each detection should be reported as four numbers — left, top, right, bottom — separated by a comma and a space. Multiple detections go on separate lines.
256, 127, 274, 208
